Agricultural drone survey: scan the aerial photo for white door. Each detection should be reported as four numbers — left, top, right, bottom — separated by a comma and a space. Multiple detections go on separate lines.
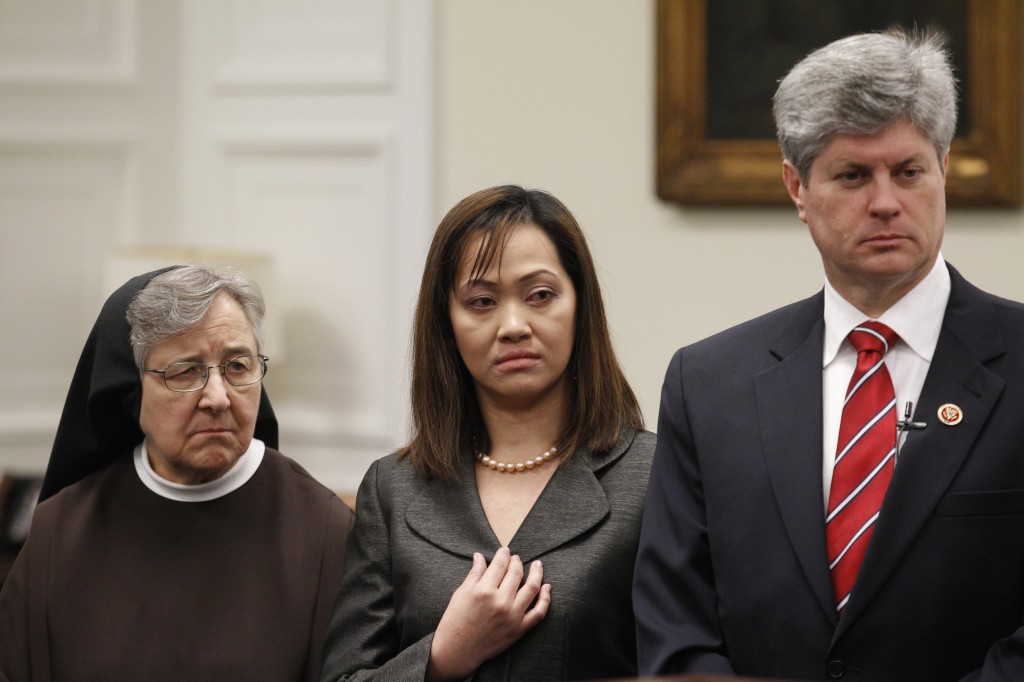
0, 0, 434, 494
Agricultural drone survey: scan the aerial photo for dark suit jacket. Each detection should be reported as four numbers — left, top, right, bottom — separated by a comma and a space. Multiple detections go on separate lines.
321, 429, 655, 681
634, 264, 1024, 681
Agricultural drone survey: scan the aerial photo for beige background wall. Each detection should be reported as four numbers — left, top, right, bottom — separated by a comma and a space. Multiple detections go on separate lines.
437, 0, 1024, 425
0, 1, 433, 491
2, 1, 1023, 488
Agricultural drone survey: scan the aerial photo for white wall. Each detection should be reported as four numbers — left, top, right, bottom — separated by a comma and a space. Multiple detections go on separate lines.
437, 0, 1024, 426
3, 1, 1023, 492
0, 0, 433, 493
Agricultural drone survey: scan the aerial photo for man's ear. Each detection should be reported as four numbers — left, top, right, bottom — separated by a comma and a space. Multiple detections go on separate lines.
782, 160, 807, 223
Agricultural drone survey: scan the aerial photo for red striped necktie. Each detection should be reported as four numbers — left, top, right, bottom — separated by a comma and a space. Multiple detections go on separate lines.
826, 320, 900, 614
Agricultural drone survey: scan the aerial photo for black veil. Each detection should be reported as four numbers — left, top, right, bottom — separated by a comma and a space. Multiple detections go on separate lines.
38, 267, 279, 502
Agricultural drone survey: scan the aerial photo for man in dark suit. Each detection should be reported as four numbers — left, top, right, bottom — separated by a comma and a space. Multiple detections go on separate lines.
634, 30, 1024, 681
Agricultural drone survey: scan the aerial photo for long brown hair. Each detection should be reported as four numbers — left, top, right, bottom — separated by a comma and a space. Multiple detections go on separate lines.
400, 185, 642, 480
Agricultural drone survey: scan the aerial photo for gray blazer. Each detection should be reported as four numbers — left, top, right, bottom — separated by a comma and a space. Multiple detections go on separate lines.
321, 429, 655, 681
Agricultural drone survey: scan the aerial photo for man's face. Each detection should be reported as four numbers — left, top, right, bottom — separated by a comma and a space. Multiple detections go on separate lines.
783, 120, 947, 313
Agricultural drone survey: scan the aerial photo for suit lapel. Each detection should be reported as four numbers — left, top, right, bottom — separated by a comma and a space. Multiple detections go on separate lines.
838, 267, 1006, 630
509, 440, 623, 562
404, 436, 626, 562
405, 459, 500, 559
755, 293, 838, 623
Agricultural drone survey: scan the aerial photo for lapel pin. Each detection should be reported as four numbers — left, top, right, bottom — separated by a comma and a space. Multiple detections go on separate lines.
937, 403, 963, 426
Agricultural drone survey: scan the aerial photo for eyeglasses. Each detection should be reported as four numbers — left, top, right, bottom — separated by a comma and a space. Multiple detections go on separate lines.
144, 355, 269, 393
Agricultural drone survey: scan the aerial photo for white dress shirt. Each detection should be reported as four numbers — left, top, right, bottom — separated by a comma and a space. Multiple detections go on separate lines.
821, 256, 950, 508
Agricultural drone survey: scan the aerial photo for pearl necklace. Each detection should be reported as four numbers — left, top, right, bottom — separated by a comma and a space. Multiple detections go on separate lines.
476, 446, 558, 473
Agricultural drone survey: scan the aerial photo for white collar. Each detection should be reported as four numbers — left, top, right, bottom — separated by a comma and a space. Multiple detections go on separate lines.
133, 438, 265, 502
823, 255, 950, 366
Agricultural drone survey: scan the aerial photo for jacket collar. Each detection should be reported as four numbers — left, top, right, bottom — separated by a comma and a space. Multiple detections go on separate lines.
756, 265, 1008, 632
405, 431, 634, 562
837, 264, 1006, 632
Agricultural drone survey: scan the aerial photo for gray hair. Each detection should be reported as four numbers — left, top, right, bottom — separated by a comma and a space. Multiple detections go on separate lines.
773, 29, 958, 184
126, 265, 266, 369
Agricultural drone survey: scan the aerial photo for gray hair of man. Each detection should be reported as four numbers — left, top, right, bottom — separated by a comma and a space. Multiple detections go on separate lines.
126, 265, 266, 370
773, 29, 958, 185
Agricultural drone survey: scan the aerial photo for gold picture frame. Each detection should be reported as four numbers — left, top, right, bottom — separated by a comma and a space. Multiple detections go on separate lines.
656, 0, 1022, 207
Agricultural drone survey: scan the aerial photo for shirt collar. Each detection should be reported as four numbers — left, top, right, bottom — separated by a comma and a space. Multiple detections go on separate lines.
134, 437, 265, 502
823, 255, 950, 366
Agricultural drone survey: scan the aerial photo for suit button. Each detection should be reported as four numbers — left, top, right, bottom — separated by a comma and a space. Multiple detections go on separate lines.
826, 660, 845, 678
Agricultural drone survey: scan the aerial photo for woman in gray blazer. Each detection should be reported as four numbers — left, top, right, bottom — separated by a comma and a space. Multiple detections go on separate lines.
321, 185, 655, 681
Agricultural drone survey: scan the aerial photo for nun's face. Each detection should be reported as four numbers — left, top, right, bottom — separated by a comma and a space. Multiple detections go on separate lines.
138, 292, 261, 485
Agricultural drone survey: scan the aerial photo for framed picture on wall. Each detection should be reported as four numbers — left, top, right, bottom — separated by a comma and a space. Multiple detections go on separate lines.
656, 0, 1022, 207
